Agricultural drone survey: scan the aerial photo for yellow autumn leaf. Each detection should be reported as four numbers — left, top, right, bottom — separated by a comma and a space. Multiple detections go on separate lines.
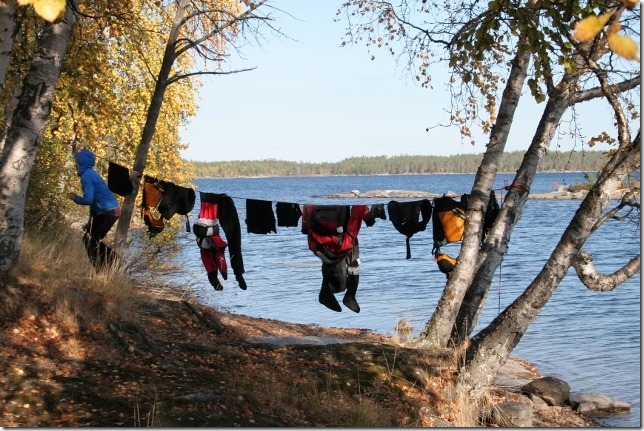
573, 13, 612, 42
607, 32, 640, 61
17, 0, 66, 22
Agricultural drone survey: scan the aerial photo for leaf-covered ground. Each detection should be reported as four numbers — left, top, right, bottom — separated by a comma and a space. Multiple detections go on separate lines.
0, 281, 598, 427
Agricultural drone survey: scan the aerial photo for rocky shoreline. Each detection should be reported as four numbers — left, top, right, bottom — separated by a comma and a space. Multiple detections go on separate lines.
491, 358, 631, 427
322, 187, 631, 200
250, 334, 631, 427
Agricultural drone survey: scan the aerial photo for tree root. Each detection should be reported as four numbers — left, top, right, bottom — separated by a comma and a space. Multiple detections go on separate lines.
181, 300, 223, 333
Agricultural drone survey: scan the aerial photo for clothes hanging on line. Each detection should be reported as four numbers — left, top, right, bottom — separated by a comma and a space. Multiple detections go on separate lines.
370, 203, 387, 221
158, 180, 196, 232
275, 202, 302, 227
432, 194, 468, 246
142, 176, 165, 236
302, 204, 377, 313
432, 190, 500, 277
141, 175, 196, 236
194, 192, 247, 291
387, 199, 433, 259
107, 162, 134, 197
245, 199, 277, 234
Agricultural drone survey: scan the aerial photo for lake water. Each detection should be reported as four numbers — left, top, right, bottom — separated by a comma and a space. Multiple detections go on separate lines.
168, 172, 640, 427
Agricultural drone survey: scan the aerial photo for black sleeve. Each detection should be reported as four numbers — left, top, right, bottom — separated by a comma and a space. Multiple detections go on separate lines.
217, 195, 245, 277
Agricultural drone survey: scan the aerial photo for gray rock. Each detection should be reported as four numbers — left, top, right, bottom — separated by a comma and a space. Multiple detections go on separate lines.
494, 359, 535, 390
526, 392, 550, 407
246, 335, 353, 346
521, 376, 570, 406
570, 393, 631, 415
490, 401, 533, 427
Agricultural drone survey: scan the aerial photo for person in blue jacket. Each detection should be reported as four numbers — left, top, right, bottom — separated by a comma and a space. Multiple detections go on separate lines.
67, 149, 121, 270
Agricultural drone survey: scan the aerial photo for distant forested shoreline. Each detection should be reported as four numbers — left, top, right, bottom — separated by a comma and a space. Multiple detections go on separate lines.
188, 150, 610, 178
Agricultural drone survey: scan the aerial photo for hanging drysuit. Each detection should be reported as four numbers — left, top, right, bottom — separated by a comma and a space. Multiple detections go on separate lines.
302, 204, 376, 313
387, 199, 433, 259
194, 192, 247, 291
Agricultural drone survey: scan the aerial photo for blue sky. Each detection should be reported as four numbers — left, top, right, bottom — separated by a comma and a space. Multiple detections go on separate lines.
180, 1, 624, 163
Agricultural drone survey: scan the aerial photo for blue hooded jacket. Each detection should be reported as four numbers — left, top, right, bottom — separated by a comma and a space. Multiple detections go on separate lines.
73, 149, 119, 216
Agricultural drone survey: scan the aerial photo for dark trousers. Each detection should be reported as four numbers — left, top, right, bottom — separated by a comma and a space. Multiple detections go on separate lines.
83, 213, 119, 270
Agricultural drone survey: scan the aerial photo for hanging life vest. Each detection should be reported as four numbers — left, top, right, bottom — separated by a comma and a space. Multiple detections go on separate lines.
431, 194, 468, 275
141, 175, 196, 236
435, 253, 458, 275
431, 191, 501, 276
387, 199, 433, 259
141, 176, 165, 236
432, 194, 468, 247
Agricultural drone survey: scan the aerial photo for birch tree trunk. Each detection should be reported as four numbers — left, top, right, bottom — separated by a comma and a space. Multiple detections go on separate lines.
0, 0, 16, 91
456, 132, 640, 398
418, 41, 532, 347
446, 81, 573, 343
0, 1, 17, 154
0, 1, 77, 275
113, 0, 187, 251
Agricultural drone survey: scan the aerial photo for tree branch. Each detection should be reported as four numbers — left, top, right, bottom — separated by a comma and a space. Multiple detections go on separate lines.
175, 3, 270, 58
590, 189, 640, 233
166, 67, 256, 86
571, 76, 640, 104
572, 249, 640, 291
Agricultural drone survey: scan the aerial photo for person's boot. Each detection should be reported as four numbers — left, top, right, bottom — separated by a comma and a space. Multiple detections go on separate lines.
236, 274, 247, 290
342, 274, 360, 313
207, 272, 223, 291
319, 283, 341, 312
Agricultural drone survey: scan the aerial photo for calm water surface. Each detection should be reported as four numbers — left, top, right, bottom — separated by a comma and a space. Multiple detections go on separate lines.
169, 173, 640, 427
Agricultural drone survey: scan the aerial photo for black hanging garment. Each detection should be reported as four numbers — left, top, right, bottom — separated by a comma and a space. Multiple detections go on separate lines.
245, 199, 277, 234
107, 162, 134, 196
141, 175, 196, 236
387, 199, 433, 259
158, 181, 196, 232
370, 203, 387, 220
483, 190, 500, 239
302, 204, 376, 313
194, 192, 247, 290
275, 202, 302, 227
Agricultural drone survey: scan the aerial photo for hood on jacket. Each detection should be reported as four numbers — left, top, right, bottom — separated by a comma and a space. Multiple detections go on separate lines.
75, 149, 96, 175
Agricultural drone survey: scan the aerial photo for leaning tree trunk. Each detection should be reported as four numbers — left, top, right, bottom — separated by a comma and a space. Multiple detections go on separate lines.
0, 1, 77, 275
418, 40, 532, 347
0, 0, 17, 154
0, 1, 15, 92
456, 133, 640, 398
448, 80, 573, 343
113, 0, 187, 251
450, 77, 641, 345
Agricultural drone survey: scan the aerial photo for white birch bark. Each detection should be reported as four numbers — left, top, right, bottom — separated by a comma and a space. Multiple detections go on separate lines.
0, 0, 16, 90
0, 1, 77, 274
